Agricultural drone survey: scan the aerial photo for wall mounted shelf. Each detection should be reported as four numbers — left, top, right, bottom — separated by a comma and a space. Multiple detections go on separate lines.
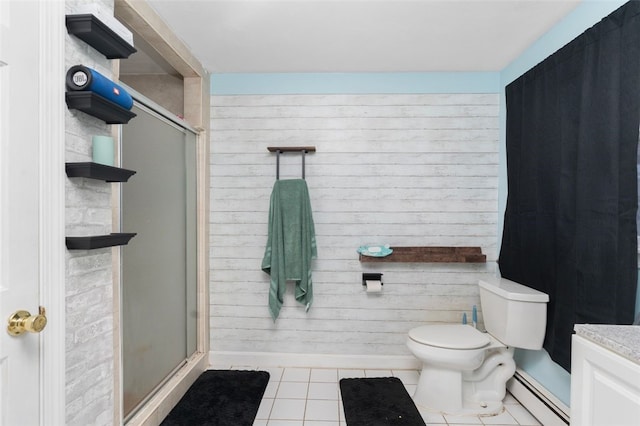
359, 246, 486, 263
66, 233, 137, 250
267, 146, 317, 153
66, 162, 136, 182
267, 146, 316, 179
66, 92, 136, 124
65, 14, 137, 59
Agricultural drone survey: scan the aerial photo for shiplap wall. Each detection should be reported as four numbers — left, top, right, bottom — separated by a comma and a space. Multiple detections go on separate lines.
210, 93, 500, 358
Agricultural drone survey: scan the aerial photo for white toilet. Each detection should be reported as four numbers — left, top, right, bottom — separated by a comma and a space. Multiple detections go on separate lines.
406, 276, 549, 416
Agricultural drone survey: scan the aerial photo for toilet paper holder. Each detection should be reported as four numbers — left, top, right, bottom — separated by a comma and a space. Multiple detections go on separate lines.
362, 273, 383, 286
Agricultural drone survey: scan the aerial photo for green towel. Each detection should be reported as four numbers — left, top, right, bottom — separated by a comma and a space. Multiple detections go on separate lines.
262, 179, 317, 320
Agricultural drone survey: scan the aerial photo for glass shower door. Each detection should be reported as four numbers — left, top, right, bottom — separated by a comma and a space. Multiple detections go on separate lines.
121, 103, 197, 418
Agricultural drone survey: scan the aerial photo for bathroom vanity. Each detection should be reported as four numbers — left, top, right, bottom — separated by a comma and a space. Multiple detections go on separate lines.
570, 324, 640, 426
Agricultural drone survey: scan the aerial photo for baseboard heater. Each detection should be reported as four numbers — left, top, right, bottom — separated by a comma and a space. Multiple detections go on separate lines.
506, 369, 570, 426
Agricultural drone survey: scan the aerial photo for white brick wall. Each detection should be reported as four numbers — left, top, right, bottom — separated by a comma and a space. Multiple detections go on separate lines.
65, 1, 115, 424
210, 93, 500, 357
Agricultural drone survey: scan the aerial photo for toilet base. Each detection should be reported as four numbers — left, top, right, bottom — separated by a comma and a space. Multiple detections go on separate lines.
412, 365, 505, 416
411, 346, 516, 417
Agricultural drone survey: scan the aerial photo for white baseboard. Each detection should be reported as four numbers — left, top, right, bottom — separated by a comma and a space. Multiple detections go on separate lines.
209, 351, 421, 370
507, 368, 570, 426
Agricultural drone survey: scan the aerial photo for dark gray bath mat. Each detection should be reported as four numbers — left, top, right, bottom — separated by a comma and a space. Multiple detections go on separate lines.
340, 377, 426, 426
161, 369, 269, 426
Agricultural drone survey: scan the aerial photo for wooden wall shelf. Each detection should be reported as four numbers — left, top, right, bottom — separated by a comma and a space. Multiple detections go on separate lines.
359, 246, 486, 263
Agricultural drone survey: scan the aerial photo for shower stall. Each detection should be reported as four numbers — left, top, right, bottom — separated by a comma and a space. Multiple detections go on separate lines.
120, 101, 198, 419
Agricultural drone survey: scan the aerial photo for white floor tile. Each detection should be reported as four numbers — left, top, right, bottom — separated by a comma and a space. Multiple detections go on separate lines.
404, 384, 417, 396
282, 368, 311, 382
276, 382, 309, 399
480, 409, 519, 425
444, 414, 483, 424
263, 367, 284, 382
310, 368, 338, 383
337, 369, 365, 379
256, 398, 275, 420
417, 407, 447, 424
231, 365, 257, 370
264, 380, 279, 399
393, 369, 420, 385
364, 369, 393, 378
266, 420, 304, 426
270, 399, 306, 420
505, 404, 541, 426
307, 382, 339, 400
211, 363, 233, 370
445, 423, 485, 426
253, 419, 268, 426
305, 400, 340, 422
302, 421, 339, 426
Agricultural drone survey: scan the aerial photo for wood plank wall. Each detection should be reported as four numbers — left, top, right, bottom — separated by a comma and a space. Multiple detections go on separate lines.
210, 94, 500, 356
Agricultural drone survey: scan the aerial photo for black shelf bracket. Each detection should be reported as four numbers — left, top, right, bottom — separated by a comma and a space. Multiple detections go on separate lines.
66, 14, 137, 59
66, 162, 136, 182
66, 233, 137, 250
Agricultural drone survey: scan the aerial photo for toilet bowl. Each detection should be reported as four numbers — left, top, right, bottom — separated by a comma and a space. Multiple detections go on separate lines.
406, 276, 549, 416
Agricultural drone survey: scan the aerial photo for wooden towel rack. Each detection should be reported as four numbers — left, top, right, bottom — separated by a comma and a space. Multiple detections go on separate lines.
268, 146, 316, 179
359, 246, 486, 263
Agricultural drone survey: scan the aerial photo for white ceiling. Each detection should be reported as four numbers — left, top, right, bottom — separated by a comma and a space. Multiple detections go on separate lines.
140, 0, 582, 74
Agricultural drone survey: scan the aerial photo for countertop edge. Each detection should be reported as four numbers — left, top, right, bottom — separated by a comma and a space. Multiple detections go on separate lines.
574, 324, 640, 365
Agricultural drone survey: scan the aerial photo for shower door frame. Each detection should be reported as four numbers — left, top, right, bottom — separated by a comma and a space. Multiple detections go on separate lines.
115, 86, 209, 426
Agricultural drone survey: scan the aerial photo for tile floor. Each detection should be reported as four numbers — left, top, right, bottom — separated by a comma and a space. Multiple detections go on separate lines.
229, 366, 542, 426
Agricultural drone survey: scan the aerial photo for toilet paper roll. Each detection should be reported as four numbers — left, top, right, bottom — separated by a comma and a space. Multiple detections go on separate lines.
365, 280, 382, 293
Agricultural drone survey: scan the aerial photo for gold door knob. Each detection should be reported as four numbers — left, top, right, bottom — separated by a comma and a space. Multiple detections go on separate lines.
7, 306, 47, 336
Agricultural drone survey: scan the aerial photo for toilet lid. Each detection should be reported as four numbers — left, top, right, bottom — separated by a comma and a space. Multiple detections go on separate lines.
408, 324, 490, 349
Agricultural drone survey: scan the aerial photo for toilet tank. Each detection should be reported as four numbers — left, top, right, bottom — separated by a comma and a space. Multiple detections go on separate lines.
478, 276, 549, 350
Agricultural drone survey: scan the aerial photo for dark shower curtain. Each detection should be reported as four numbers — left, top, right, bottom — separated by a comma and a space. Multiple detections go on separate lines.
499, 1, 640, 372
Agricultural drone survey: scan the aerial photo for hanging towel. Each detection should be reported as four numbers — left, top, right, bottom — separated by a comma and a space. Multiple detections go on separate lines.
262, 179, 317, 320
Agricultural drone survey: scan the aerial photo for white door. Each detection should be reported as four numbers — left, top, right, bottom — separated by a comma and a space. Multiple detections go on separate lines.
0, 1, 65, 425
